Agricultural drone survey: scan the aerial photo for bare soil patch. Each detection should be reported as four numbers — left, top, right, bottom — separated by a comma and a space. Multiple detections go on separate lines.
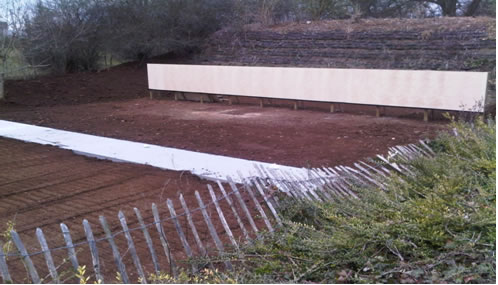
0, 51, 447, 169
0, 95, 445, 167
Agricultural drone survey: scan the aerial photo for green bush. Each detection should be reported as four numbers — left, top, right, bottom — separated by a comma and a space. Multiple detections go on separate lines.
216, 118, 496, 283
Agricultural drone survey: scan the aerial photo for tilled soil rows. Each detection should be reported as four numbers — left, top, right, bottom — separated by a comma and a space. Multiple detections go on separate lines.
0, 138, 265, 282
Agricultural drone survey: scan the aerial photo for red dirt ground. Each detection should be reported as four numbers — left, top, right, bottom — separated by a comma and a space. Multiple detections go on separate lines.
0, 137, 264, 282
0, 59, 446, 168
0, 57, 448, 282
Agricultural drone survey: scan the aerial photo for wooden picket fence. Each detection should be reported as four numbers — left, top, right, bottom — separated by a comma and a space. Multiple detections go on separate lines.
0, 140, 434, 284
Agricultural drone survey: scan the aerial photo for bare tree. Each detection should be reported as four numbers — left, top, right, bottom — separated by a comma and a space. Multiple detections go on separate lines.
0, 0, 27, 100
22, 0, 107, 74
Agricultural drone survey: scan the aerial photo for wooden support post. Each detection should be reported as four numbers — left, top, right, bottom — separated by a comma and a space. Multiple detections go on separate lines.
330, 104, 335, 113
174, 93, 178, 101
376, 106, 381, 117
200, 96, 204, 104
259, 98, 264, 108
293, 101, 298, 110
149, 90, 153, 100
423, 110, 429, 122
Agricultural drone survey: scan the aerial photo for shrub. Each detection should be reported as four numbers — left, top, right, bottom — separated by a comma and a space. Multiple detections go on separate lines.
207, 117, 496, 283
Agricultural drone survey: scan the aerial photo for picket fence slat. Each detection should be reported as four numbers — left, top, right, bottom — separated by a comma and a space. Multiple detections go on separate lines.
83, 219, 104, 283
322, 168, 353, 197
269, 170, 298, 198
317, 167, 342, 193
245, 182, 274, 232
340, 166, 366, 186
60, 223, 79, 274
195, 191, 232, 270
353, 163, 387, 190
207, 185, 239, 249
359, 161, 390, 179
10, 230, 41, 284
36, 228, 60, 283
253, 165, 290, 200
151, 203, 177, 278
347, 165, 385, 190
216, 181, 250, 241
319, 168, 349, 199
0, 241, 12, 283
288, 172, 315, 201
281, 171, 311, 200
178, 194, 208, 258
300, 170, 327, 201
327, 167, 358, 198
252, 178, 280, 208
166, 199, 197, 273
376, 154, 404, 174
227, 177, 259, 234
314, 168, 342, 197
308, 169, 336, 200
333, 166, 353, 186
118, 211, 147, 284
266, 168, 296, 197
133, 208, 161, 275
251, 179, 282, 226
268, 168, 303, 199
419, 140, 435, 155
99, 215, 129, 284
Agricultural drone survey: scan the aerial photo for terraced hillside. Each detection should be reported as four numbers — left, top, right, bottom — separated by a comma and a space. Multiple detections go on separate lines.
201, 17, 495, 71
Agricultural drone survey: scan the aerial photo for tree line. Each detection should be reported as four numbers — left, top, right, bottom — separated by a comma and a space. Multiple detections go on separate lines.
1, 0, 496, 75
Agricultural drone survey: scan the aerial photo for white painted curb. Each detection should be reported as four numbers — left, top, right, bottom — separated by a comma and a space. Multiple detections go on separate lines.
0, 120, 310, 183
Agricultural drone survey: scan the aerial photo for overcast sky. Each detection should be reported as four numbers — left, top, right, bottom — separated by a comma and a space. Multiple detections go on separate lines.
0, 0, 34, 23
